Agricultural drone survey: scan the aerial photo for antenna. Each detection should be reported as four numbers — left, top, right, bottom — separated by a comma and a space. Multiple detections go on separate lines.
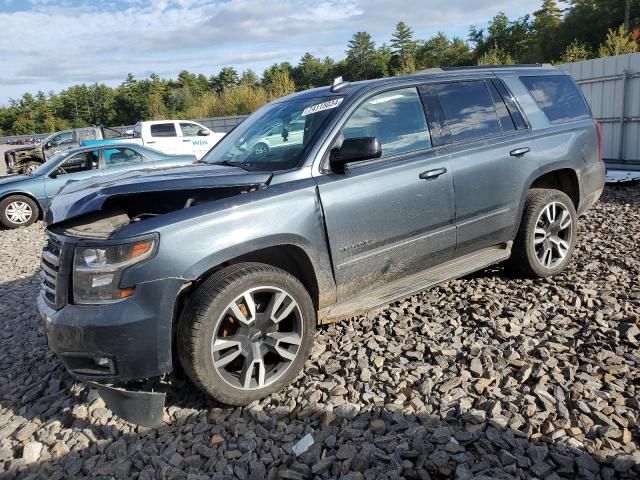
330, 76, 349, 92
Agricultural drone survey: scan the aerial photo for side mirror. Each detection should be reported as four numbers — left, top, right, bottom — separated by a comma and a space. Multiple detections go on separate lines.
124, 129, 134, 136
198, 129, 211, 136
330, 137, 382, 171
45, 142, 52, 149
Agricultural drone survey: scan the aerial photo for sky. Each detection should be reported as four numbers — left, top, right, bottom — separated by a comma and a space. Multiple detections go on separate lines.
0, 0, 543, 104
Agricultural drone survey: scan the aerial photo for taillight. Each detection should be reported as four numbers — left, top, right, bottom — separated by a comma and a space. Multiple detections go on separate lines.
594, 120, 603, 162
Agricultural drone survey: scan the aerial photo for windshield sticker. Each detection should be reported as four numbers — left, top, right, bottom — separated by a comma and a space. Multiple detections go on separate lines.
301, 98, 343, 116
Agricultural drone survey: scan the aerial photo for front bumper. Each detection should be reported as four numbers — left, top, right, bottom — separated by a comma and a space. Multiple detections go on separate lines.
38, 276, 185, 426
37, 277, 183, 381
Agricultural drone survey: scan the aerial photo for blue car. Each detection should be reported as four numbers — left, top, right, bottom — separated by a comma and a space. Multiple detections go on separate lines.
0, 143, 196, 228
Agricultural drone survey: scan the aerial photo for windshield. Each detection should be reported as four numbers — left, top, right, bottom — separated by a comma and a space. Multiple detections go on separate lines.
202, 96, 343, 171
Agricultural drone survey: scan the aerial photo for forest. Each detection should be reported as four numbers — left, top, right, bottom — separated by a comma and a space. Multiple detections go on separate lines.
1, 0, 639, 136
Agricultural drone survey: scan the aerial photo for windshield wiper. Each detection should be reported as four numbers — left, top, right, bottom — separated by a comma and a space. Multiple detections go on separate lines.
210, 160, 250, 170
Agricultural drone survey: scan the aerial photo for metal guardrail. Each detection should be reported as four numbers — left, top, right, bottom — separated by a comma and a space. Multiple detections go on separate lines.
0, 115, 248, 145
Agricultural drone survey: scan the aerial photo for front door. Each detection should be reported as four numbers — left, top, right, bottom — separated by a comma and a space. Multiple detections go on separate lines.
179, 122, 213, 159
315, 87, 456, 301
44, 150, 101, 199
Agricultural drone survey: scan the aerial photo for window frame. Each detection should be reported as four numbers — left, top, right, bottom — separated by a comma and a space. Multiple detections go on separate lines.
179, 122, 203, 137
150, 122, 178, 138
423, 78, 532, 148
100, 146, 147, 169
321, 85, 434, 172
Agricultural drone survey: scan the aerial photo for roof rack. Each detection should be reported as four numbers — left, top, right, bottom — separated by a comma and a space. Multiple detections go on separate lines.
440, 64, 543, 71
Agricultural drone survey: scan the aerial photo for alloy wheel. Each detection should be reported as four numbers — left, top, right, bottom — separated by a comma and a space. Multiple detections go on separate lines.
5, 201, 33, 225
211, 286, 303, 390
533, 201, 572, 269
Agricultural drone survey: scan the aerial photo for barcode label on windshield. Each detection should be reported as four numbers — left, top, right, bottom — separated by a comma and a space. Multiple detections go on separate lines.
301, 98, 343, 116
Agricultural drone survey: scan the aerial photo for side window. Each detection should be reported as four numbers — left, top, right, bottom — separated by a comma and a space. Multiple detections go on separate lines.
520, 75, 590, 124
102, 147, 145, 168
180, 123, 202, 136
51, 132, 73, 147
342, 87, 431, 159
58, 151, 98, 174
150, 123, 177, 137
434, 81, 502, 143
493, 80, 528, 130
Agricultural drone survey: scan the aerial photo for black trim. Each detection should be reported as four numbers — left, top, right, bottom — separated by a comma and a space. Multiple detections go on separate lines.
492, 79, 529, 130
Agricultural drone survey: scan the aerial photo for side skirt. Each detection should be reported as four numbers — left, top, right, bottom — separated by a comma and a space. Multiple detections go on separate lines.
318, 242, 512, 324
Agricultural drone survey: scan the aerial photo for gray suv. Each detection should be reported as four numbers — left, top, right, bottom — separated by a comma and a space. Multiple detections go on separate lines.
38, 65, 605, 426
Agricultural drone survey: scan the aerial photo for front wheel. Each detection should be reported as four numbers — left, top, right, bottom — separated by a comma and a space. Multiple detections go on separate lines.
0, 195, 39, 229
509, 188, 577, 278
177, 263, 316, 405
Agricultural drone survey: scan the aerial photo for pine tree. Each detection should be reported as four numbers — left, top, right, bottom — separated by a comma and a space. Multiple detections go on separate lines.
345, 32, 378, 80
532, 0, 562, 61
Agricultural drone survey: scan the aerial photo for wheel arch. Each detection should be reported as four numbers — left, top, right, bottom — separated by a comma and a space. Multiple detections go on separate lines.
0, 191, 43, 219
529, 168, 580, 210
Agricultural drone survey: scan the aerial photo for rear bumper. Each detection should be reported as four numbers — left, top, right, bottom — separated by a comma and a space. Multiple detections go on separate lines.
578, 160, 606, 215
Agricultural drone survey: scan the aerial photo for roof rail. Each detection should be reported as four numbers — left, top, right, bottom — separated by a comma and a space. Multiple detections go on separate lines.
439, 64, 543, 71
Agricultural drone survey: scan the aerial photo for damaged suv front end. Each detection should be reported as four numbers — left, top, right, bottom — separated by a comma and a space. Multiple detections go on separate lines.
37, 166, 273, 426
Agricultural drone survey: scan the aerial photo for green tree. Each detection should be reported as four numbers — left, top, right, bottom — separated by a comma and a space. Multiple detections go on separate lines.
598, 24, 638, 56
345, 32, 380, 80
265, 70, 296, 100
390, 21, 416, 74
239, 69, 260, 87
532, 0, 563, 62
293, 53, 333, 88
560, 40, 592, 62
212, 67, 239, 93
477, 46, 514, 65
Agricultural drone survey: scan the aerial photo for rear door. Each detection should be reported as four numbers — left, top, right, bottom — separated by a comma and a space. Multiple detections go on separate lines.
315, 86, 456, 301
145, 122, 183, 155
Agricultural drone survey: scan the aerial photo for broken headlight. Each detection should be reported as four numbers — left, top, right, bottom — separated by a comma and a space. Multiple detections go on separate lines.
73, 238, 157, 304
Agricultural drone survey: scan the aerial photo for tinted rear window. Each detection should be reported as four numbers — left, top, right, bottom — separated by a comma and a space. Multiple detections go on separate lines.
434, 80, 502, 142
150, 123, 177, 137
520, 75, 590, 124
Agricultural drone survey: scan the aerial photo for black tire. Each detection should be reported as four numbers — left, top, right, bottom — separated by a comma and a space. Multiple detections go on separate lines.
177, 263, 316, 405
0, 195, 39, 229
253, 142, 269, 156
509, 188, 577, 278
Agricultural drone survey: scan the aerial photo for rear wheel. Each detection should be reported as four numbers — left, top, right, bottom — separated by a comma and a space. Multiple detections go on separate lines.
0, 195, 39, 229
177, 263, 315, 405
510, 188, 577, 278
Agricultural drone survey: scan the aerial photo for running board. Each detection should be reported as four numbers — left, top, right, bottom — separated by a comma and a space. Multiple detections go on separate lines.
318, 242, 512, 324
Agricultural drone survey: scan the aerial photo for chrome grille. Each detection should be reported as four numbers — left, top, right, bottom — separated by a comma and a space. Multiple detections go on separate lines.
41, 236, 61, 308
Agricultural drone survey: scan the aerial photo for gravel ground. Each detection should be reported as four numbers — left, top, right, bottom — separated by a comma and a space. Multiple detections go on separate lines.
1, 184, 639, 480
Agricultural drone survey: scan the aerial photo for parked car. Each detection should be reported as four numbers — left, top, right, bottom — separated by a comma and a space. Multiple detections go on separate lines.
4, 127, 109, 175
38, 65, 605, 426
84, 120, 226, 160
0, 143, 195, 228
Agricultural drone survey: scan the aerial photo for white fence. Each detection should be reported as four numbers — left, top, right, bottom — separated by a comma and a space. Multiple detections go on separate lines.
559, 53, 640, 165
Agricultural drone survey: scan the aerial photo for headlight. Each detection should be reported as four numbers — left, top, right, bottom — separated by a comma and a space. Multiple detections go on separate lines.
73, 238, 157, 304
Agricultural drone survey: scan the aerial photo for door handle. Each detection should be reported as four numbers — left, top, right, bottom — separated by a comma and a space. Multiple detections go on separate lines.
147, 141, 156, 144
183, 139, 191, 142
510, 147, 530, 157
419, 167, 447, 180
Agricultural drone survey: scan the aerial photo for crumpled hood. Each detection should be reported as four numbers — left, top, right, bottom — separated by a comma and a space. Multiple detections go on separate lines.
46, 164, 272, 225
5, 145, 34, 154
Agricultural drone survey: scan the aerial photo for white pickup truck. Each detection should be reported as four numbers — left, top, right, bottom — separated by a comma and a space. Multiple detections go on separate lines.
85, 120, 227, 160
